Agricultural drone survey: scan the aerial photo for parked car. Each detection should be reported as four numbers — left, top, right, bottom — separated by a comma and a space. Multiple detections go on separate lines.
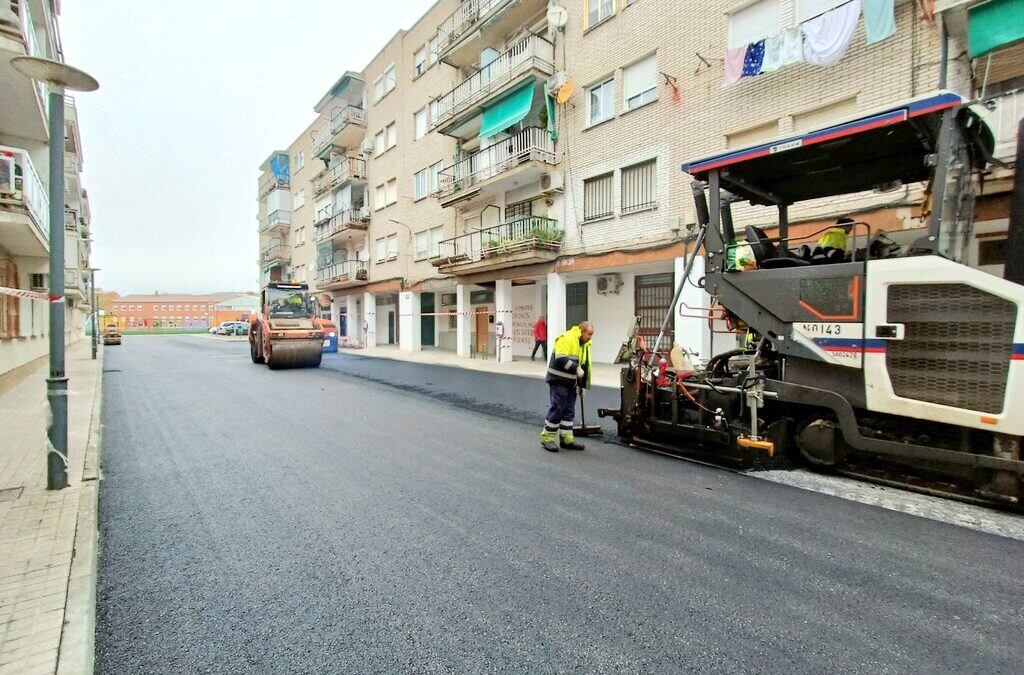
102, 325, 122, 346
216, 321, 238, 335
233, 322, 248, 336
207, 326, 219, 334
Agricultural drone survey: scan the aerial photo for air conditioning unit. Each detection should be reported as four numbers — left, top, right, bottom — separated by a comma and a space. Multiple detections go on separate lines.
359, 138, 375, 154
596, 273, 623, 295
540, 172, 564, 195
545, 71, 568, 96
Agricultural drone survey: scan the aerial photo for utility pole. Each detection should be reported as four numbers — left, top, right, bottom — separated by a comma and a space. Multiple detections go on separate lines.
11, 57, 99, 490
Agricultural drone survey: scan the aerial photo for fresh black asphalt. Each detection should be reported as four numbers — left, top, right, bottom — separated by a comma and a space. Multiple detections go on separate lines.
96, 335, 1024, 673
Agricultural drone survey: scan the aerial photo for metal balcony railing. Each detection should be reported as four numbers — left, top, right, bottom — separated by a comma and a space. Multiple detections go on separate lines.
431, 33, 553, 129
436, 127, 555, 199
317, 260, 368, 285
312, 156, 366, 197
311, 105, 367, 156
436, 0, 513, 55
432, 215, 562, 265
315, 208, 370, 242
260, 209, 291, 232
0, 145, 50, 241
260, 244, 291, 265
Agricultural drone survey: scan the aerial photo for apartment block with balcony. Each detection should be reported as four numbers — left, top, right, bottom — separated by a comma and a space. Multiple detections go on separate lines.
1, 0, 86, 376
61, 96, 93, 339
257, 150, 293, 285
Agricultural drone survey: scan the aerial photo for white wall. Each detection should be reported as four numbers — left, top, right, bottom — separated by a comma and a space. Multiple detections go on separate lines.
510, 283, 541, 358
266, 187, 291, 213
584, 273, 636, 364
375, 298, 396, 344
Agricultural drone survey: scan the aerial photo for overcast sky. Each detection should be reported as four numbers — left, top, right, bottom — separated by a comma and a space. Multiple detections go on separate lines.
60, 0, 436, 295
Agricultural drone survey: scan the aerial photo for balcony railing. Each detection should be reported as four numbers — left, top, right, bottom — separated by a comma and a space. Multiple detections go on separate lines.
312, 156, 366, 197
316, 260, 368, 286
311, 105, 367, 156
260, 244, 291, 266
431, 34, 553, 129
978, 88, 1024, 163
315, 208, 370, 242
436, 0, 512, 56
260, 209, 291, 232
259, 174, 290, 199
436, 127, 555, 199
0, 145, 50, 241
64, 269, 82, 289
431, 215, 562, 266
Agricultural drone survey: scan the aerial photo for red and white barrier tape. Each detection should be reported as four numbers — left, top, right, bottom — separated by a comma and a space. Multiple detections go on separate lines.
0, 285, 48, 301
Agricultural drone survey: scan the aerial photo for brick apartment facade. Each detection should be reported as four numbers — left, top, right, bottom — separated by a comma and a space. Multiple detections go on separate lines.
257, 0, 1021, 364
107, 293, 258, 330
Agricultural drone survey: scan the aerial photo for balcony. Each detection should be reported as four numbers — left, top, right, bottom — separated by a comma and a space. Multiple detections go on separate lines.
260, 244, 291, 268
64, 269, 86, 299
431, 33, 554, 134
260, 209, 291, 234
0, 1, 49, 141
312, 155, 367, 198
436, 127, 556, 207
311, 105, 367, 159
977, 89, 1024, 165
0, 145, 50, 256
429, 216, 562, 274
315, 208, 370, 243
435, 0, 547, 69
259, 173, 289, 199
316, 260, 369, 290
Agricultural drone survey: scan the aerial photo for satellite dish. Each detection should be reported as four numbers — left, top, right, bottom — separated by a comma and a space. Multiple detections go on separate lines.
555, 81, 575, 105
547, 5, 568, 29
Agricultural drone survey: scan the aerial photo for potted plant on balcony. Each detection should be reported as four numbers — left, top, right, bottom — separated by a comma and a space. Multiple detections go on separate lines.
355, 267, 368, 280
481, 237, 501, 259
529, 223, 564, 249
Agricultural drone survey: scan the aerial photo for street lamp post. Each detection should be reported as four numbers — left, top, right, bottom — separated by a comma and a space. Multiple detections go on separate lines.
87, 267, 100, 359
11, 56, 99, 490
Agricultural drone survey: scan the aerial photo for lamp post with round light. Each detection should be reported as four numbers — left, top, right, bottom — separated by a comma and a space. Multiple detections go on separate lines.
10, 56, 99, 490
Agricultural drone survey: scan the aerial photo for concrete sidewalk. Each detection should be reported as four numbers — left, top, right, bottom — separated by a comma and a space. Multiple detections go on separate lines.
0, 339, 103, 675
340, 345, 623, 389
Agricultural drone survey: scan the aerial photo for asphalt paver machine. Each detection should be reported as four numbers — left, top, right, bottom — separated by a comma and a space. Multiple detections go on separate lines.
601, 92, 1024, 507
249, 282, 325, 369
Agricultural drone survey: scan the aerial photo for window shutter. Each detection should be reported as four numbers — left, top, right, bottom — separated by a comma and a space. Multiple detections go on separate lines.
623, 55, 657, 101
727, 0, 780, 48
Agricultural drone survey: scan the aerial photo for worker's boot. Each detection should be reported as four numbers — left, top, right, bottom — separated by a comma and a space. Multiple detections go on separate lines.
540, 429, 559, 452
559, 430, 585, 451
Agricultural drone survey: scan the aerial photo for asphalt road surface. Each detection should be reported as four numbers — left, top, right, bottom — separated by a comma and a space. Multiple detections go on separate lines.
96, 335, 1024, 674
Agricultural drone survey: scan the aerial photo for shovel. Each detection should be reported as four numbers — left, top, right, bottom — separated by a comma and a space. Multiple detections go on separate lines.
574, 386, 603, 437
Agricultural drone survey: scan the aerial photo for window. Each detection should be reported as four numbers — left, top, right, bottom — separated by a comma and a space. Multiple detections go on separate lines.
386, 122, 397, 149
429, 100, 441, 125
386, 234, 398, 260
978, 238, 1007, 267
429, 160, 444, 194
176, 305, 182, 311
0, 258, 19, 338
294, 188, 306, 209
586, 0, 615, 27
294, 151, 304, 171
386, 178, 398, 205
296, 226, 306, 245
429, 226, 445, 257
504, 200, 532, 221
727, 0, 779, 48
566, 282, 589, 328
414, 168, 429, 200
414, 108, 427, 139
583, 173, 613, 221
414, 230, 430, 259
374, 75, 385, 102
375, 184, 386, 210
623, 54, 658, 110
384, 64, 396, 93
375, 131, 385, 156
428, 35, 440, 64
414, 47, 427, 77
621, 159, 656, 212
587, 78, 615, 126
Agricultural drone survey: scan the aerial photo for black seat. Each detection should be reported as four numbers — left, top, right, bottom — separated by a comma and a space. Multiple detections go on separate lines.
745, 226, 809, 269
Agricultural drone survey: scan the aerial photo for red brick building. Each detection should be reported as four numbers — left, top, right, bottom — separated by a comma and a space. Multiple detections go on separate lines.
107, 292, 258, 330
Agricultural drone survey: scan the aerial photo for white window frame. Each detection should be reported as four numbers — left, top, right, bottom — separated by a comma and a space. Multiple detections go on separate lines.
429, 225, 444, 258
623, 54, 658, 111
727, 0, 780, 49
375, 184, 386, 211
375, 237, 386, 262
414, 47, 427, 77
428, 160, 444, 194
384, 64, 396, 94
294, 150, 304, 171
414, 230, 430, 260
586, 0, 616, 28
294, 188, 306, 209
587, 78, 615, 126
414, 108, 427, 140
386, 122, 397, 149
386, 178, 398, 205
375, 130, 386, 156
386, 233, 398, 260
373, 75, 385, 102
428, 36, 440, 64
414, 168, 429, 200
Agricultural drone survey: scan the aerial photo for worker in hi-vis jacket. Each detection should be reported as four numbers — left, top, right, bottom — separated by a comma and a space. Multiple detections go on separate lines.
541, 321, 594, 452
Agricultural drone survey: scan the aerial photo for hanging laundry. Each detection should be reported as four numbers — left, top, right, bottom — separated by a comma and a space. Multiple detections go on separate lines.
762, 27, 804, 73
863, 0, 896, 44
802, 0, 862, 67
742, 40, 766, 76
723, 44, 746, 85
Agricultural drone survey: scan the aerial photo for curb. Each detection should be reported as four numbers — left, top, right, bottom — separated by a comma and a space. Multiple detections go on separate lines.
56, 346, 104, 675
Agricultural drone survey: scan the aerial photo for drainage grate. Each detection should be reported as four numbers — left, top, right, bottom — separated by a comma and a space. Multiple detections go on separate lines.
102, 369, 121, 373
0, 486, 24, 502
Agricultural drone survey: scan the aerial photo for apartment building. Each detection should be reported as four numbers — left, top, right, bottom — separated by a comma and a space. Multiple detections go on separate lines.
107, 293, 258, 330
258, 0, 1016, 365
1, 1, 93, 376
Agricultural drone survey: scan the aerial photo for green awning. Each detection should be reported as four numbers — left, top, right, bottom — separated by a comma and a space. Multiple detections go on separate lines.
969, 0, 1024, 58
479, 81, 534, 139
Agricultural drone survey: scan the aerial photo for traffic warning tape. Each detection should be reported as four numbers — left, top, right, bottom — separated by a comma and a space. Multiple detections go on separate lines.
0, 285, 48, 301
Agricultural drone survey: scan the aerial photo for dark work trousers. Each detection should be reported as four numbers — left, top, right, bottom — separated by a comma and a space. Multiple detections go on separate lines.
545, 382, 577, 433
531, 339, 547, 360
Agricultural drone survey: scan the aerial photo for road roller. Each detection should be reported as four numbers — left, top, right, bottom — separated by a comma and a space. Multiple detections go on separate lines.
249, 282, 325, 369
599, 91, 1024, 508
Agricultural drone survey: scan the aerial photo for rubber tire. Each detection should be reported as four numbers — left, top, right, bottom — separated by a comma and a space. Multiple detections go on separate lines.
250, 334, 264, 364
